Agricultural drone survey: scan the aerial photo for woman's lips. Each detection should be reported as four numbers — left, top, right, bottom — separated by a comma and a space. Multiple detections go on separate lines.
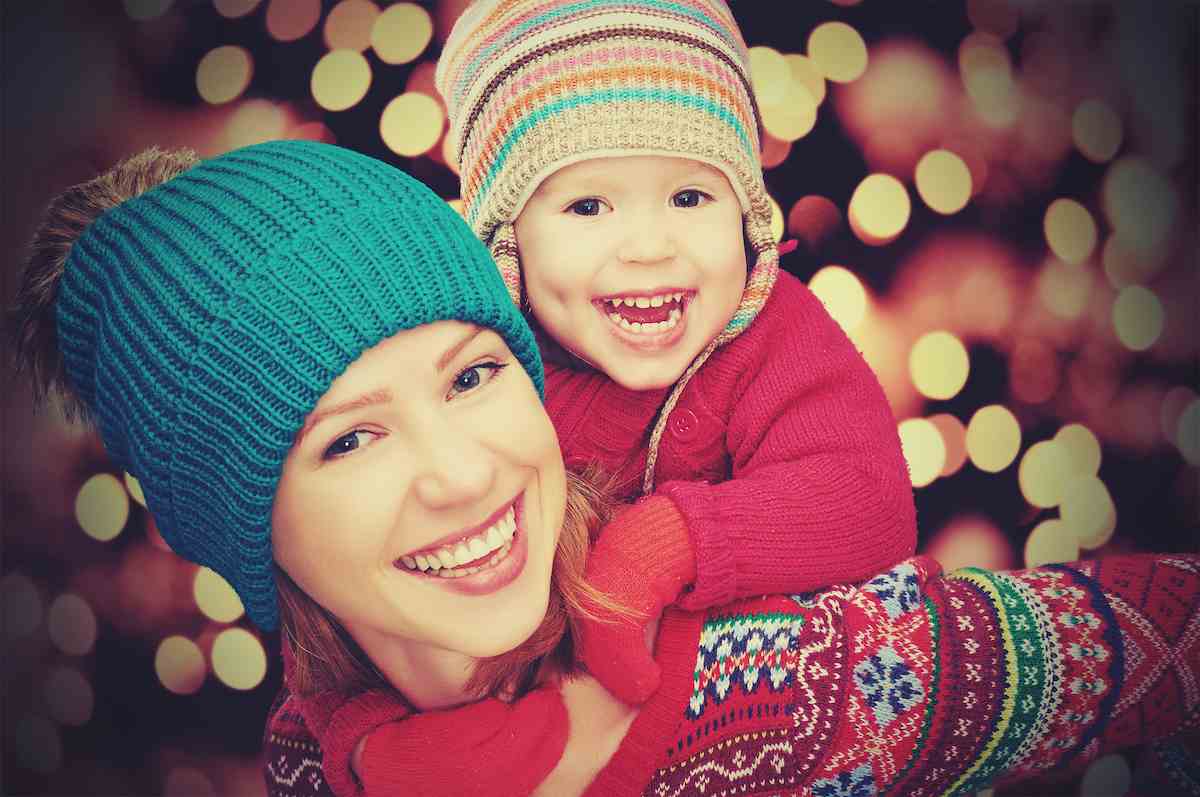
393, 500, 529, 596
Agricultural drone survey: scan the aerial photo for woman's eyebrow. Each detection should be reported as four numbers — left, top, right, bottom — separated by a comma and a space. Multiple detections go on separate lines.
298, 389, 392, 444
436, 327, 484, 371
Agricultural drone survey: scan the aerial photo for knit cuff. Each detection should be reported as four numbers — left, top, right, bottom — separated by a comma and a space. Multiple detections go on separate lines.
655, 482, 738, 611
320, 690, 412, 797
606, 496, 696, 599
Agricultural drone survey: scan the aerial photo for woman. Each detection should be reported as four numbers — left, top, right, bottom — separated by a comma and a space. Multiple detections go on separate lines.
11, 140, 1198, 797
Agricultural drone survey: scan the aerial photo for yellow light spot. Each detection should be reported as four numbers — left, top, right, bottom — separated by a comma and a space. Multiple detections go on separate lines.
266, 0, 321, 42
761, 133, 791, 169
768, 196, 784, 242
2, 572, 43, 639
808, 22, 868, 83
222, 100, 289, 150
196, 46, 253, 105
165, 768, 217, 796
1103, 156, 1178, 254
442, 126, 460, 174
213, 0, 260, 18
75, 473, 129, 542
787, 195, 842, 249
1061, 475, 1117, 549
211, 628, 268, 690
929, 414, 968, 477
1081, 755, 1131, 797
1072, 100, 1122, 163
1054, 424, 1101, 476
1009, 337, 1060, 405
966, 404, 1021, 473
47, 593, 97, 656
324, 0, 380, 51
848, 174, 910, 245
959, 36, 1018, 128
13, 714, 62, 774
193, 567, 245, 623
808, 266, 868, 333
784, 54, 826, 104
1177, 399, 1200, 465
311, 49, 372, 111
1112, 285, 1164, 351
898, 418, 946, 488
448, 198, 465, 217
909, 331, 970, 401
1018, 440, 1072, 508
155, 636, 206, 695
1036, 259, 1091, 320
748, 46, 790, 107
44, 667, 94, 727
372, 2, 433, 65
1043, 198, 1097, 265
958, 32, 1011, 83
125, 0, 173, 20
123, 472, 147, 508
1024, 519, 1080, 568
760, 81, 818, 142
967, 0, 1019, 38
925, 515, 1011, 571
1161, 387, 1197, 444
1101, 235, 1164, 288
915, 150, 972, 215
380, 92, 444, 157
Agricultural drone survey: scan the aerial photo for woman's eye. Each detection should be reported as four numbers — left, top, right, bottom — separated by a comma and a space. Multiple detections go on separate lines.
567, 198, 607, 216
323, 430, 377, 460
672, 189, 708, 208
449, 362, 507, 398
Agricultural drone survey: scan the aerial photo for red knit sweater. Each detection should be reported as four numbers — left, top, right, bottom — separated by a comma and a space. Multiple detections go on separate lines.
543, 270, 918, 608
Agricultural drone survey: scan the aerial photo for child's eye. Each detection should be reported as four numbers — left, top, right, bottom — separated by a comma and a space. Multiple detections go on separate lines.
449, 361, 508, 399
566, 198, 609, 216
323, 430, 379, 460
672, 189, 710, 208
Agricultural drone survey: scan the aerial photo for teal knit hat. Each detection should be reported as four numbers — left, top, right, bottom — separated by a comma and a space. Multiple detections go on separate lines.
55, 140, 544, 631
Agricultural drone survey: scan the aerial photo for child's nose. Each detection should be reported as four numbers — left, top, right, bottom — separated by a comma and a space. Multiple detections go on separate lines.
616, 209, 678, 264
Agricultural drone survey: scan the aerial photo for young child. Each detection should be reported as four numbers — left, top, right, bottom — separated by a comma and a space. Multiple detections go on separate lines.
435, 0, 918, 700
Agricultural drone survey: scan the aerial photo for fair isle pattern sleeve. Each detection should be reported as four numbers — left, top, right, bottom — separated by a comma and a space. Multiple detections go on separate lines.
263, 690, 336, 797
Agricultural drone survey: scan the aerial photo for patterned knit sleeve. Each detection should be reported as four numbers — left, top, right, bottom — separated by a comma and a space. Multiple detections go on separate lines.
658, 274, 917, 609
262, 687, 337, 797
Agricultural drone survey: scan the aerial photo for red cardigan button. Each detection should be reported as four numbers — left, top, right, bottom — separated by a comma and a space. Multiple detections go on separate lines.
669, 409, 700, 442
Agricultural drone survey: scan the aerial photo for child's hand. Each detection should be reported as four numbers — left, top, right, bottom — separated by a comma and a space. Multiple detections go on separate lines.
578, 496, 695, 704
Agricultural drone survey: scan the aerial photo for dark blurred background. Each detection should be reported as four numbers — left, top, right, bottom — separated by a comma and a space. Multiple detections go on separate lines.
2, 1, 1196, 794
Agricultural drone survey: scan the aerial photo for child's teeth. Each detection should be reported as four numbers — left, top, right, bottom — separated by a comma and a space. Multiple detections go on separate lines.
635, 297, 650, 308
650, 295, 664, 307
609, 298, 621, 307
670, 307, 681, 320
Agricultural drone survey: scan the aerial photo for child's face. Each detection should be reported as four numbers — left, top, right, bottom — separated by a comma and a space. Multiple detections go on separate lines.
514, 155, 747, 391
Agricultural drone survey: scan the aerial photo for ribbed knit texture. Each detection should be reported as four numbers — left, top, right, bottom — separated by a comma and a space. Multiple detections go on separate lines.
55, 140, 543, 630
434, 0, 780, 407
263, 553, 1200, 796
546, 271, 919, 607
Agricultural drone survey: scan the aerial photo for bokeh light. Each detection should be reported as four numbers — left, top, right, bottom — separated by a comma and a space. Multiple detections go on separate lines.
1018, 440, 1072, 508
1081, 755, 1131, 797
1111, 285, 1164, 351
1036, 258, 1092, 320
808, 22, 868, 83
2, 572, 43, 639
75, 473, 129, 542
966, 0, 1018, 38
324, 0, 380, 51
123, 472, 147, 509
380, 92, 443, 157
1072, 100, 1123, 163
165, 767, 217, 796
1101, 235, 1163, 288
1009, 338, 1060, 404
959, 32, 1018, 127
311, 49, 372, 111
193, 567, 245, 624
909, 331, 970, 400
1176, 399, 1200, 466
1103, 156, 1178, 254
155, 636, 206, 695
1161, 387, 1197, 444
1054, 423, 1102, 476
1061, 475, 1117, 549
787, 195, 842, 249
915, 149, 972, 214
47, 593, 97, 656
925, 515, 1012, 571
44, 666, 94, 727
848, 173, 911, 245
125, 0, 173, 21
13, 714, 62, 774
221, 99, 290, 150
265, 0, 321, 42
761, 81, 819, 141
1043, 198, 1098, 265
196, 46, 253, 105
213, 0, 260, 18
372, 2, 434, 65
784, 54, 827, 104
929, 414, 969, 477
966, 404, 1021, 473
808, 266, 868, 333
1024, 519, 1080, 567
211, 628, 268, 690
748, 46, 790, 107
898, 418, 947, 488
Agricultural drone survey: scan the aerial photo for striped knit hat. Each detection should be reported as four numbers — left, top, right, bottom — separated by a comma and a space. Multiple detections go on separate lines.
436, 0, 779, 491
56, 140, 543, 630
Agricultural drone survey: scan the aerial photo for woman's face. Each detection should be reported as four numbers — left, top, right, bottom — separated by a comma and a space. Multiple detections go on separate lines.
271, 321, 565, 667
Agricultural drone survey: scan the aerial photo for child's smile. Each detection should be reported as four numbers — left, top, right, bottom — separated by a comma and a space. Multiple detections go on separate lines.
515, 156, 747, 391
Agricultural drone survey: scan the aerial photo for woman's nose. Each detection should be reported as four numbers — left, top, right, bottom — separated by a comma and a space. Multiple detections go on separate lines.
616, 208, 678, 264
409, 420, 495, 509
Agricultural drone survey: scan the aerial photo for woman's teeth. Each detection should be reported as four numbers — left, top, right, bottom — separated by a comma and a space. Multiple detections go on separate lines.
397, 506, 517, 578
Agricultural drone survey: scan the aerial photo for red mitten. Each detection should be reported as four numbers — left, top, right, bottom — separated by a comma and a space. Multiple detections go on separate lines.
577, 495, 696, 704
